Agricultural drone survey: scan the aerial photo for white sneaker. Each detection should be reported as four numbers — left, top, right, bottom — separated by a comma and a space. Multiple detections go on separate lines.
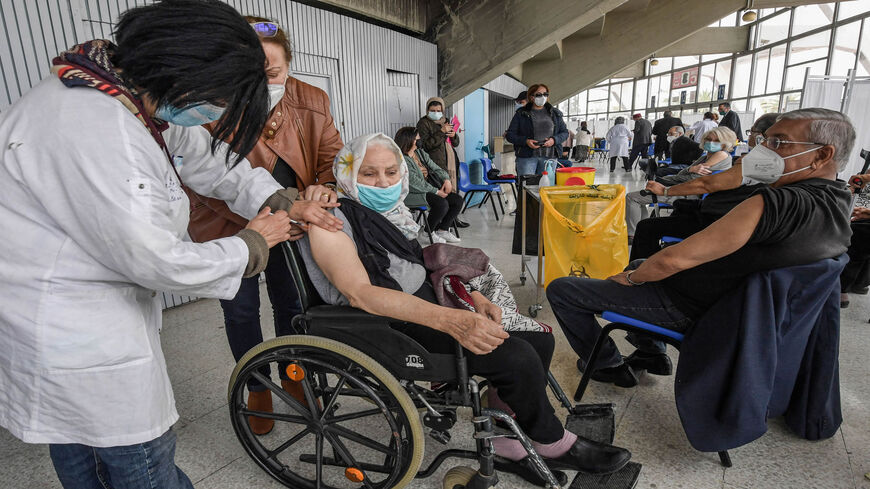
435, 230, 461, 243
430, 232, 447, 244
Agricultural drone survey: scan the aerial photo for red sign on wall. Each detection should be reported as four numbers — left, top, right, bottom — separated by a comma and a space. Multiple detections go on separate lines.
672, 67, 699, 90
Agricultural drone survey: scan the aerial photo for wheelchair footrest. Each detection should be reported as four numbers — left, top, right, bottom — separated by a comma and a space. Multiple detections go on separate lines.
569, 462, 642, 489
493, 455, 568, 488
565, 403, 615, 445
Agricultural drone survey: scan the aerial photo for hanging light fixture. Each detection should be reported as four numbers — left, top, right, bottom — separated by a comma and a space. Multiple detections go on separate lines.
741, 0, 757, 22
650, 56, 659, 67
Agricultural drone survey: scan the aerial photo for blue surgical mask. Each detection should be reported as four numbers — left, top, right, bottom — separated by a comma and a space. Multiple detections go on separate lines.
155, 102, 225, 126
703, 141, 723, 152
357, 180, 402, 213
428, 111, 443, 121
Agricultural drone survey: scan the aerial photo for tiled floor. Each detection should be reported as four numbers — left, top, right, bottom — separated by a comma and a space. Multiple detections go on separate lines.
2, 157, 868, 488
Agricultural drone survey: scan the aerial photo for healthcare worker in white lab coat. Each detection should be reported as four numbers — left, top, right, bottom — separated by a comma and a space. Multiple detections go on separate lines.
0, 1, 342, 488
605, 116, 633, 173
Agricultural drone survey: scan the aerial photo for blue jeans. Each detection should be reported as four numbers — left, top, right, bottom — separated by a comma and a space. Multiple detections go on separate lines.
50, 429, 192, 489
515, 157, 548, 176
220, 244, 302, 391
546, 274, 694, 369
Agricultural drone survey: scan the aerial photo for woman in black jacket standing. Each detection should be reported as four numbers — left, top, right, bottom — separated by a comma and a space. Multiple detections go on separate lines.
505, 84, 569, 176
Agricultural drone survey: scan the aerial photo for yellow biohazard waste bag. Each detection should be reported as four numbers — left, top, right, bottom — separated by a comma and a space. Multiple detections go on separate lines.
540, 185, 629, 285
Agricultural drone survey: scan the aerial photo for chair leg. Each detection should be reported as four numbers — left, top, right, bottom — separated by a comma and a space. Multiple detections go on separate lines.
461, 191, 475, 214
573, 324, 617, 402
496, 191, 505, 215
478, 192, 490, 209
421, 211, 434, 244
718, 450, 732, 468
488, 191, 500, 221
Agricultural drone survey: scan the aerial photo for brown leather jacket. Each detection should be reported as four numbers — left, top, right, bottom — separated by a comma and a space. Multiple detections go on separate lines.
187, 77, 343, 242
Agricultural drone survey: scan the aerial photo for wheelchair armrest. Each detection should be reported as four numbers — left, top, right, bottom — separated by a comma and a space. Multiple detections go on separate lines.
304, 305, 397, 327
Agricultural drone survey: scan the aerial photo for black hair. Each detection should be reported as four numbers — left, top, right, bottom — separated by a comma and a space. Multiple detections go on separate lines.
113, 0, 268, 166
703, 111, 715, 119
719, 102, 731, 109
394, 126, 418, 154
663, 110, 672, 117
427, 100, 443, 110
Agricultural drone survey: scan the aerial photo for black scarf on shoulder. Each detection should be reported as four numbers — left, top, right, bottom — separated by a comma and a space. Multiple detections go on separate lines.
337, 198, 426, 291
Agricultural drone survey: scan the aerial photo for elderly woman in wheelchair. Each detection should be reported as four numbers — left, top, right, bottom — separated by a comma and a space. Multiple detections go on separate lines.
226, 133, 630, 489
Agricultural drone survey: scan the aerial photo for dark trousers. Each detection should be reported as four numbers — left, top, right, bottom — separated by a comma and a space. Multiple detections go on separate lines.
842, 219, 870, 292
394, 322, 562, 443
630, 215, 705, 261
609, 156, 627, 172
547, 275, 693, 369
425, 191, 463, 231
628, 144, 651, 170
220, 245, 302, 391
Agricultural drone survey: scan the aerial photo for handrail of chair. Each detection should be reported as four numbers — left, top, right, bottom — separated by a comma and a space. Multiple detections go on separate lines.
601, 311, 685, 341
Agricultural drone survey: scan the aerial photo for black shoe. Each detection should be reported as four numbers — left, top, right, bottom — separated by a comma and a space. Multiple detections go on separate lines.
624, 350, 673, 376
454, 219, 470, 228
495, 456, 568, 487
849, 285, 869, 295
545, 436, 632, 474
576, 359, 638, 388
841, 293, 850, 308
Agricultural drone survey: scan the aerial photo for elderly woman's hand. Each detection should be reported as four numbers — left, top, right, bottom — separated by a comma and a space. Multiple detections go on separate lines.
470, 291, 502, 325
288, 200, 343, 232
302, 184, 338, 203
852, 207, 870, 221
246, 207, 292, 248
444, 309, 509, 355
689, 165, 712, 175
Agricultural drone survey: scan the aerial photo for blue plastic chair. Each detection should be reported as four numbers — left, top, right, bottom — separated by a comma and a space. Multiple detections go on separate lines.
409, 206, 433, 244
480, 157, 517, 204
458, 161, 502, 220
573, 310, 733, 468
593, 138, 608, 161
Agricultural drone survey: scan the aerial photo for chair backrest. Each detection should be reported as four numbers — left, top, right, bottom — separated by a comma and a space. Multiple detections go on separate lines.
280, 241, 325, 312
458, 161, 471, 190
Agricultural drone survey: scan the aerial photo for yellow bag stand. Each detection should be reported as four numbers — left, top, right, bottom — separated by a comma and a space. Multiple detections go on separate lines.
540, 185, 629, 285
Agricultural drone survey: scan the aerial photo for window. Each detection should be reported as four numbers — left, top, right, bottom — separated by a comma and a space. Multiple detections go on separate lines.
788, 30, 831, 65
702, 53, 730, 63
732, 55, 752, 98
673, 56, 700, 69
783, 92, 802, 112
791, 3, 835, 37
838, 2, 870, 22
649, 58, 673, 75
748, 95, 781, 116
831, 21, 861, 76
714, 59, 732, 97
753, 49, 770, 96
698, 63, 715, 102
859, 20, 870, 76
784, 59, 827, 91
620, 82, 633, 112
634, 79, 647, 110
755, 11, 791, 47
767, 45, 786, 93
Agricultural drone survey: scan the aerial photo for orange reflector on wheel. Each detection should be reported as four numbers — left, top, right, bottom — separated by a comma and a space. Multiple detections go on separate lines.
345, 467, 364, 482
285, 364, 305, 381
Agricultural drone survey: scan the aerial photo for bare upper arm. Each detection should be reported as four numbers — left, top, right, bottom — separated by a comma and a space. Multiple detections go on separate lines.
308, 225, 372, 298
702, 151, 728, 167
656, 194, 765, 271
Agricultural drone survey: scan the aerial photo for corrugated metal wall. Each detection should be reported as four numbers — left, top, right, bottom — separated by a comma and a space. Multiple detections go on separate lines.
0, 0, 438, 309
488, 90, 515, 148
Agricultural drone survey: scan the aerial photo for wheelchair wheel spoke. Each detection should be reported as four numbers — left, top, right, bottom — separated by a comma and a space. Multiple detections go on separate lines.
320, 375, 348, 421
296, 360, 322, 418
251, 372, 313, 419
323, 431, 377, 489
238, 409, 308, 425
324, 407, 383, 424
327, 424, 398, 457
267, 427, 312, 461
315, 434, 324, 489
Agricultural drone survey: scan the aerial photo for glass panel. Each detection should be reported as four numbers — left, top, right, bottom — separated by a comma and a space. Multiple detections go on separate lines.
577, 91, 587, 113
698, 63, 715, 103
767, 44, 786, 94
558, 101, 569, 113
859, 20, 870, 76
621, 82, 634, 111
831, 21, 861, 76
788, 30, 831, 66
748, 95, 781, 117
588, 99, 608, 113
732, 55, 751, 98
753, 49, 770, 96
756, 10, 791, 47
783, 92, 802, 112
589, 87, 608, 101
634, 79, 647, 110
673, 56, 699, 69
658, 75, 669, 107
730, 99, 747, 111
784, 60, 827, 91
649, 58, 673, 75
837, 1, 870, 22
792, 3, 836, 37
702, 53, 731, 63
568, 94, 580, 115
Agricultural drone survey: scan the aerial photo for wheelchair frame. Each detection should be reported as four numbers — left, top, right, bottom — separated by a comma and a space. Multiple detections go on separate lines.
226, 241, 575, 489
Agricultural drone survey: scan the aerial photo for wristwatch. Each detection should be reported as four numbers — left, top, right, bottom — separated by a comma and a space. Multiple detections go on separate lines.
625, 270, 646, 286
662, 187, 669, 198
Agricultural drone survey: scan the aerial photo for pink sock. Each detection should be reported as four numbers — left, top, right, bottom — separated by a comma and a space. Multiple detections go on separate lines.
490, 437, 528, 461
532, 430, 577, 459
486, 387, 516, 417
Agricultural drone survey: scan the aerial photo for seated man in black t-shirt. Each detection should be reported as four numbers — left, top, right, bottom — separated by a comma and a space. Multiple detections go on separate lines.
547, 108, 855, 387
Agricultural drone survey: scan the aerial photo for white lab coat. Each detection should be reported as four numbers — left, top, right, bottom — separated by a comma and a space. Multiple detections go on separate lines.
0, 77, 282, 447
606, 124, 632, 157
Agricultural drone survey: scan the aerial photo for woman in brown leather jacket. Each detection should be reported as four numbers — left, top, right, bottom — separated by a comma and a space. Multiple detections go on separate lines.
186, 17, 343, 435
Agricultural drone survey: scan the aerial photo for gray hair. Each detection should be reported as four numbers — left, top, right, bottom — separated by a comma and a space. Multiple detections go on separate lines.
777, 108, 856, 171
670, 125, 685, 135
702, 126, 737, 152
614, 116, 625, 125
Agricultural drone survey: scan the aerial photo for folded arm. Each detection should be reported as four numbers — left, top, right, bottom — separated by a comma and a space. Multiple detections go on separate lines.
647, 164, 743, 196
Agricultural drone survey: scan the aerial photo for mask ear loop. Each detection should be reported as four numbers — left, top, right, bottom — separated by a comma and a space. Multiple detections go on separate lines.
780, 145, 824, 177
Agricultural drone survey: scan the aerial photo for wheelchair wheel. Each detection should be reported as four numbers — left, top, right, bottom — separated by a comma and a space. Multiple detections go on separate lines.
227, 335, 424, 489
442, 466, 490, 489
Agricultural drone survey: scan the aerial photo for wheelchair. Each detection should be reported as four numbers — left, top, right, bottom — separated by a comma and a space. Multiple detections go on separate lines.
226, 242, 580, 489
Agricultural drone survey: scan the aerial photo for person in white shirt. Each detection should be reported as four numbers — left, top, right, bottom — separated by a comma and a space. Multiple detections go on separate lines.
0, 1, 341, 488
574, 121, 594, 162
606, 117, 633, 172
688, 112, 720, 143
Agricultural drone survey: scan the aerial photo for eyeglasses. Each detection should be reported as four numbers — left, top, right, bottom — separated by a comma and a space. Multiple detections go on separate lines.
756, 135, 823, 150
250, 22, 279, 37
534, 92, 549, 97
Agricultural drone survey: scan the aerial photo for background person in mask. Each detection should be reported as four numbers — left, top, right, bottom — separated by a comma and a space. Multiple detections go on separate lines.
417, 97, 461, 191
718, 102, 743, 142
651, 125, 704, 176
574, 121, 593, 162
185, 16, 344, 436
0, 1, 345, 487
548, 108, 854, 388
505, 83, 570, 176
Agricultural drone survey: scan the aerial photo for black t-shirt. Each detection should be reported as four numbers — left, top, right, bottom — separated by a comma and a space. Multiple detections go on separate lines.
698, 184, 766, 224
662, 178, 852, 319
271, 157, 298, 189
670, 136, 703, 166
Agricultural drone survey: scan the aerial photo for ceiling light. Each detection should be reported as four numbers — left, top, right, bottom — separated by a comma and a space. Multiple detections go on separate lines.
650, 59, 659, 66
742, 10, 757, 22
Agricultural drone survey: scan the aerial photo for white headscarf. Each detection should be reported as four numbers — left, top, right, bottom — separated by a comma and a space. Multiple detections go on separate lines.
333, 133, 421, 239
